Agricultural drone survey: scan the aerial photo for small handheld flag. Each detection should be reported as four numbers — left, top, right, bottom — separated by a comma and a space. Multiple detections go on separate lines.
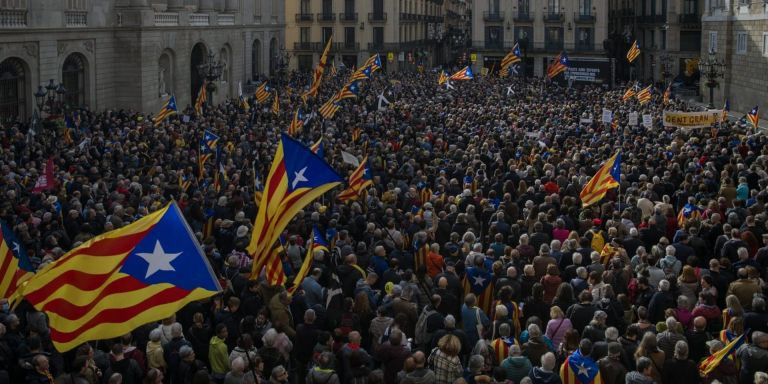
271, 91, 280, 116
449, 66, 474, 81
636, 85, 652, 104
152, 95, 177, 126
195, 82, 207, 116
546, 52, 570, 79
627, 40, 641, 63
580, 152, 621, 207
748, 105, 759, 128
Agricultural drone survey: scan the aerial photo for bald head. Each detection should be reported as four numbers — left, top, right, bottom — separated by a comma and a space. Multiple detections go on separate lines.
438, 277, 448, 289
693, 316, 707, 331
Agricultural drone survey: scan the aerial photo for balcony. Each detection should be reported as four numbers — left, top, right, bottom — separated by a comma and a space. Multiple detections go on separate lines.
294, 42, 322, 51
154, 12, 179, 26
316, 13, 336, 22
217, 13, 235, 25
573, 11, 595, 23
483, 11, 505, 22
340, 12, 358, 22
543, 12, 564, 22
189, 13, 210, 26
368, 12, 387, 22
0, 9, 26, 28
400, 12, 418, 22
574, 42, 596, 51
678, 13, 700, 24
638, 14, 666, 23
64, 11, 87, 27
545, 41, 564, 51
483, 41, 504, 49
368, 42, 399, 51
513, 10, 534, 21
295, 13, 314, 22
333, 42, 360, 52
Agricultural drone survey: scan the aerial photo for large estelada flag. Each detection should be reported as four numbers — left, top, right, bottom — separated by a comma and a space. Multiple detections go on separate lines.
17, 202, 220, 352
247, 134, 342, 280
0, 221, 34, 300
561, 349, 604, 383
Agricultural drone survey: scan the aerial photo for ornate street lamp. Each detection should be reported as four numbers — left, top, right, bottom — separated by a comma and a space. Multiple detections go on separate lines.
659, 54, 673, 85
34, 79, 67, 116
698, 50, 725, 108
197, 50, 224, 105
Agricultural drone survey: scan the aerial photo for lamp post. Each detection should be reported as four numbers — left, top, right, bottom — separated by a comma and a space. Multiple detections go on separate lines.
34, 79, 67, 116
698, 50, 725, 109
197, 50, 224, 105
274, 48, 290, 89
659, 53, 672, 85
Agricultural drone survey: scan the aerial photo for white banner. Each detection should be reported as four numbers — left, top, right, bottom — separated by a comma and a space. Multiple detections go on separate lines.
628, 112, 638, 126
642, 114, 653, 128
602, 109, 613, 123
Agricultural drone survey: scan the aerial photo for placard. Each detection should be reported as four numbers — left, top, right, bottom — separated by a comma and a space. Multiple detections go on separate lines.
642, 114, 653, 128
601, 109, 613, 123
387, 52, 395, 62
663, 110, 724, 129
628, 112, 638, 126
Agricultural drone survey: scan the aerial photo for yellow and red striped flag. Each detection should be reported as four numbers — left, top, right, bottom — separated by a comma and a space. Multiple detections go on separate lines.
195, 81, 207, 116
748, 105, 759, 128
303, 36, 333, 99
271, 91, 280, 116
636, 85, 652, 104
579, 152, 621, 207
626, 40, 641, 63
699, 333, 745, 376
622, 83, 637, 102
16, 202, 220, 352
0, 221, 34, 301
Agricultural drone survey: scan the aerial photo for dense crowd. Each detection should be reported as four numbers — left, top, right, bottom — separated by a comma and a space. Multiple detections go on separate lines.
0, 67, 767, 384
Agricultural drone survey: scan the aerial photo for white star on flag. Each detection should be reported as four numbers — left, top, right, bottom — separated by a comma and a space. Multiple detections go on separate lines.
576, 363, 591, 376
135, 240, 182, 278
292, 167, 309, 189
472, 275, 486, 287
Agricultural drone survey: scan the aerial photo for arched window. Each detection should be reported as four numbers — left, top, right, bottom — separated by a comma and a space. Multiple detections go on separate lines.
62, 53, 87, 108
252, 39, 261, 80
0, 57, 26, 121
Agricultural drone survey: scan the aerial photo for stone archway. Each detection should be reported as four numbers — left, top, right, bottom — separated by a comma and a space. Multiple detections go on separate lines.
0, 57, 27, 121
252, 39, 261, 80
62, 53, 88, 108
190, 42, 208, 100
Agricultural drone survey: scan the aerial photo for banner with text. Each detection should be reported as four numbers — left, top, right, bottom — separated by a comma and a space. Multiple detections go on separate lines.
663, 110, 724, 129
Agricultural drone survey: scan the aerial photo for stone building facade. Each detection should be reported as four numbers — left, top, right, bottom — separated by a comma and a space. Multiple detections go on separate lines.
701, 0, 768, 114
0, 0, 285, 121
285, 0, 448, 73
469, 0, 609, 78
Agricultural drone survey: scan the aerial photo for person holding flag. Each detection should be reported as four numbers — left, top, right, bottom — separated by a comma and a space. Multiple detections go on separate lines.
561, 339, 604, 383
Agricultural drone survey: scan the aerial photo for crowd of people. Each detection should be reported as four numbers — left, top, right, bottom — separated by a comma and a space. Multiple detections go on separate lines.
0, 65, 767, 384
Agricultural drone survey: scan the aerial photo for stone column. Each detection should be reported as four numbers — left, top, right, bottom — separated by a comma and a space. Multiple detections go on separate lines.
225, 0, 238, 12
198, 0, 213, 11
167, 0, 184, 11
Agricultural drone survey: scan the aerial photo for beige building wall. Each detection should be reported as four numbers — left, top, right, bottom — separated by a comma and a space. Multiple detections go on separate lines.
0, 0, 284, 119
470, 0, 609, 77
702, 0, 768, 114
286, 0, 447, 73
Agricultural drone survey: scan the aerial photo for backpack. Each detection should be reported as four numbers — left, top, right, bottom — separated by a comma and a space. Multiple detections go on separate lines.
415, 306, 437, 347
589, 229, 606, 252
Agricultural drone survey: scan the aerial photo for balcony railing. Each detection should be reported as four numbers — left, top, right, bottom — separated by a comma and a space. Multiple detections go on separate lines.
340, 12, 357, 22
513, 10, 533, 21
189, 13, 210, 26
400, 12, 418, 21
368, 42, 400, 51
368, 12, 387, 22
0, 9, 26, 28
316, 12, 336, 22
573, 11, 595, 22
154, 12, 179, 26
295, 13, 313, 22
574, 42, 596, 51
64, 10, 87, 27
483, 11, 505, 21
678, 13, 700, 23
333, 42, 360, 52
544, 12, 564, 22
294, 42, 322, 51
217, 13, 234, 25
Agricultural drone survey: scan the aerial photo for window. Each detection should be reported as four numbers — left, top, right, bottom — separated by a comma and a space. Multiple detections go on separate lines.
575, 27, 593, 49
373, 0, 383, 15
709, 31, 718, 52
254, 0, 261, 16
763, 33, 768, 56
579, 0, 591, 14
661, 30, 666, 49
300, 27, 309, 43
651, 0, 656, 15
548, 0, 560, 12
684, 0, 696, 13
489, 0, 500, 13
322, 27, 333, 44
740, 0, 748, 5
737, 32, 747, 54
545, 27, 563, 49
322, 0, 332, 14
300, 0, 310, 14
373, 27, 384, 46
485, 26, 503, 48
344, 0, 354, 14
518, 0, 530, 13
641, 0, 647, 15
344, 27, 355, 48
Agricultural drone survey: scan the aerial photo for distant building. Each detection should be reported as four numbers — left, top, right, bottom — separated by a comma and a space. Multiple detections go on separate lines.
0, 0, 285, 120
